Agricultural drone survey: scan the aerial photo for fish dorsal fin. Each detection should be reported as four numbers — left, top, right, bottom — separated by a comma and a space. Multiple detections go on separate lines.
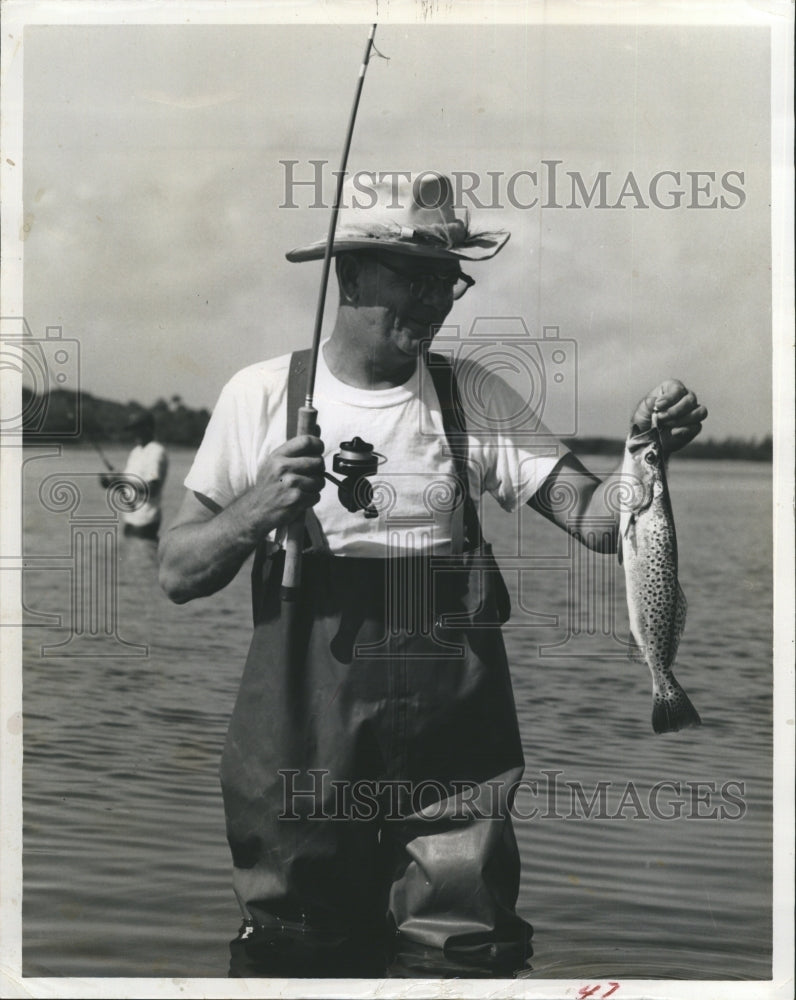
617, 531, 623, 566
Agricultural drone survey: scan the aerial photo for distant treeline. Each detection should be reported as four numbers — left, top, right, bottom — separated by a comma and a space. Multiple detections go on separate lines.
21, 387, 210, 446
564, 435, 773, 461
20, 387, 772, 460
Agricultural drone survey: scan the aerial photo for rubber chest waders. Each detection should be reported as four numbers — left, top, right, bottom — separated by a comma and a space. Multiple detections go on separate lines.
221, 352, 532, 977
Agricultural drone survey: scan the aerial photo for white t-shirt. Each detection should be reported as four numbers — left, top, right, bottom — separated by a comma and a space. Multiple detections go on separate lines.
124, 441, 168, 526
184, 347, 566, 557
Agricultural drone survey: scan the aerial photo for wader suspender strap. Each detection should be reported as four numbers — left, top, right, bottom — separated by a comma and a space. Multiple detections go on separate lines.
286, 349, 484, 554
425, 352, 484, 553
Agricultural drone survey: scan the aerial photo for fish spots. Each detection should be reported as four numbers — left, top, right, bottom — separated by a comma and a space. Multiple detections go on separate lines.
622, 428, 700, 733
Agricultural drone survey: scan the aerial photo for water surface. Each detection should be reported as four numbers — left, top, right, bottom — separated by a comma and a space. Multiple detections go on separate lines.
21, 446, 773, 980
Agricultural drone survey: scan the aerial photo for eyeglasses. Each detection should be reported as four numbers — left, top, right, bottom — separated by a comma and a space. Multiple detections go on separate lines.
375, 256, 475, 303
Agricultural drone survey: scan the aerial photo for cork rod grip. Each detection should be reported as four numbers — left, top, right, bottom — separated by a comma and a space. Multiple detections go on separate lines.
280, 405, 318, 601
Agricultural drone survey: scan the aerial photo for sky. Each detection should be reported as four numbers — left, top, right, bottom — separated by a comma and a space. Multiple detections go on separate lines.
17, 17, 774, 441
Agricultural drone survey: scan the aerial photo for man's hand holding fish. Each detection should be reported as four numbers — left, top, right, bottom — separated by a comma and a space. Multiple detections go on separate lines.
528, 376, 707, 549
631, 378, 708, 453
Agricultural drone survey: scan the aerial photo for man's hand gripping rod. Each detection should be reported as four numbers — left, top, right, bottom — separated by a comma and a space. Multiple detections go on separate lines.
281, 24, 379, 601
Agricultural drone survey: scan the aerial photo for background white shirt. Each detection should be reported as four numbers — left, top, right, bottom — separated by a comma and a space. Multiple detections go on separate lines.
124, 441, 168, 527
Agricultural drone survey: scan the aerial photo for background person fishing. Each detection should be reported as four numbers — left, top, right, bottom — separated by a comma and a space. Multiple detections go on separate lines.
99, 410, 169, 541
157, 172, 707, 979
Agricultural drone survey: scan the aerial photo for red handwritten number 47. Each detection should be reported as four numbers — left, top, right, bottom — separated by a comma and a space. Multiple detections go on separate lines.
578, 985, 620, 999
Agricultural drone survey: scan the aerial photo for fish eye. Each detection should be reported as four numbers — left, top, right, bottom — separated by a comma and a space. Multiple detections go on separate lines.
644, 450, 659, 465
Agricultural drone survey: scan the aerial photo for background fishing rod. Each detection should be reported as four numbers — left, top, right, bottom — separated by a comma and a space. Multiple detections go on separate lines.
84, 418, 122, 491
85, 427, 116, 473
281, 23, 380, 601
64, 403, 116, 472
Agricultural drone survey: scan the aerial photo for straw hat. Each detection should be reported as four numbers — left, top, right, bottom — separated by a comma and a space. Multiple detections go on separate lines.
285, 172, 510, 263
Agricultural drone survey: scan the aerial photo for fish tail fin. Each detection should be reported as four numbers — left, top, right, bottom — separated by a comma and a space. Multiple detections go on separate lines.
652, 680, 702, 734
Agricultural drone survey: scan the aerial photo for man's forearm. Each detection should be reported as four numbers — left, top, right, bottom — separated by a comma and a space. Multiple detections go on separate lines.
158, 493, 274, 603
529, 452, 622, 553
159, 436, 327, 603
573, 463, 624, 553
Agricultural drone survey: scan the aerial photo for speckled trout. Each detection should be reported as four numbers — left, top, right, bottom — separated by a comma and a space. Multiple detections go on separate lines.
618, 424, 702, 734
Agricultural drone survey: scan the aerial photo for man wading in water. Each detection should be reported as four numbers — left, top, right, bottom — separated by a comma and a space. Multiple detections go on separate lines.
101, 410, 168, 541
158, 173, 707, 978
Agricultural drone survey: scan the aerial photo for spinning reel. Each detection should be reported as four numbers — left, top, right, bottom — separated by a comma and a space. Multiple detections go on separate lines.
324, 436, 385, 519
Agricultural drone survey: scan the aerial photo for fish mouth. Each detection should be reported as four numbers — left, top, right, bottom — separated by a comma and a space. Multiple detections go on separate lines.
629, 423, 662, 443
627, 423, 664, 455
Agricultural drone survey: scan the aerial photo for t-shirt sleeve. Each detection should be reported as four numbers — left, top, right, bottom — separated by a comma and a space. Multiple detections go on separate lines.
184, 373, 260, 508
457, 360, 569, 512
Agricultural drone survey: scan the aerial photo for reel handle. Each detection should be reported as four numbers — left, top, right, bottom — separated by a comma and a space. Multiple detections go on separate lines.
281, 404, 318, 601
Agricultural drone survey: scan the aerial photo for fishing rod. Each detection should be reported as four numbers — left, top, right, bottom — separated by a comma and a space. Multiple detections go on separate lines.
68, 403, 116, 471
86, 429, 116, 473
281, 23, 380, 601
